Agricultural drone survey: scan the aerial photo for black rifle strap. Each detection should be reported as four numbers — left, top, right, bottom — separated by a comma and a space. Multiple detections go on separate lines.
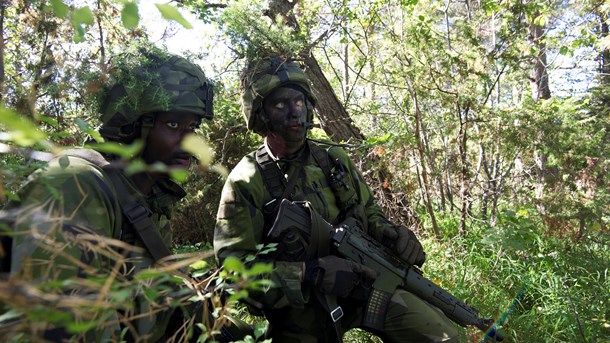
308, 141, 333, 183
256, 144, 308, 220
104, 169, 172, 262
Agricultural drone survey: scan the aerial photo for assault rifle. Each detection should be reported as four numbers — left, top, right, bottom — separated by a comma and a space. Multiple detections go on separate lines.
268, 199, 503, 342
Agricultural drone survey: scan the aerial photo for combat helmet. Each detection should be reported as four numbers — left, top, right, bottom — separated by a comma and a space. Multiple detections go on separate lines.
99, 46, 214, 144
240, 57, 316, 135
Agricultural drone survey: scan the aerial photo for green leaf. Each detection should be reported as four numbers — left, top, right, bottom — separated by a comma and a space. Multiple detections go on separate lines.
72, 6, 94, 25
50, 0, 69, 18
181, 134, 214, 167
0, 107, 47, 146
75, 118, 104, 143
67, 319, 99, 333
223, 256, 245, 273
155, 4, 193, 29
86, 141, 143, 159
245, 262, 273, 277
125, 159, 147, 175
533, 14, 548, 27
134, 269, 165, 281
169, 169, 189, 183
189, 260, 209, 271
72, 23, 86, 43
121, 2, 140, 30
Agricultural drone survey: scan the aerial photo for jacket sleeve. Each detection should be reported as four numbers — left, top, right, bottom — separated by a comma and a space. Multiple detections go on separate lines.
214, 156, 308, 310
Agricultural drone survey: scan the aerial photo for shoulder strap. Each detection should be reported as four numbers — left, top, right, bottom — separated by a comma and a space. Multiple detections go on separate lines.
62, 150, 172, 263
255, 145, 307, 220
104, 170, 172, 262
255, 145, 284, 201
308, 140, 333, 183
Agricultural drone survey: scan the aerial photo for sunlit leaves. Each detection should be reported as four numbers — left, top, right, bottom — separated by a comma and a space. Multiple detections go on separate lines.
0, 107, 47, 147
72, 6, 94, 43
219, 0, 304, 60
155, 3, 193, 29
181, 134, 228, 178
74, 118, 104, 143
50, 0, 69, 18
86, 141, 143, 160
121, 2, 140, 29
182, 134, 214, 167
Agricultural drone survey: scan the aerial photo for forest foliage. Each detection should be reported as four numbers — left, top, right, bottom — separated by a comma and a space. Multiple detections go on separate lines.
0, 0, 609, 342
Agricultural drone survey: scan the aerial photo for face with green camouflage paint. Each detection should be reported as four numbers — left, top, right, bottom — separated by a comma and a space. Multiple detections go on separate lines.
263, 86, 308, 156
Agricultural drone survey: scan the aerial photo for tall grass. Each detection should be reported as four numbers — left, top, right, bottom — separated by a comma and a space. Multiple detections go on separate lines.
421, 209, 610, 343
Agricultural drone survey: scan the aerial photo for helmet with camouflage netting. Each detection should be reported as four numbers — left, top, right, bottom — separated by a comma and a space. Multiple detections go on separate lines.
99, 45, 214, 143
240, 56, 316, 135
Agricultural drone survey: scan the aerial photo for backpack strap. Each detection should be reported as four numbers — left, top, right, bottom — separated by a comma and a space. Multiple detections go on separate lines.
308, 140, 333, 183
104, 170, 172, 262
256, 144, 307, 221
59, 149, 171, 263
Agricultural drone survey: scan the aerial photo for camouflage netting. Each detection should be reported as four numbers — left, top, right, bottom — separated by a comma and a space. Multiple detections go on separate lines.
95, 44, 214, 143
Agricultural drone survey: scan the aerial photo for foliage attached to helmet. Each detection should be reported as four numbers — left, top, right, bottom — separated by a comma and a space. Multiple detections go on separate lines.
98, 44, 214, 143
240, 56, 316, 135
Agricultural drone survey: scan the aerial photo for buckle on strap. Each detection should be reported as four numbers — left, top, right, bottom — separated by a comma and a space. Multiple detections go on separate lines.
330, 306, 344, 323
124, 204, 151, 227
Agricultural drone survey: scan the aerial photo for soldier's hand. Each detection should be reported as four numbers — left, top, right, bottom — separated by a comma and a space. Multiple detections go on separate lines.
383, 226, 426, 266
303, 255, 377, 298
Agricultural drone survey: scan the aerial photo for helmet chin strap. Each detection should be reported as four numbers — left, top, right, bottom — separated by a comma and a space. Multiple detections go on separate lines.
138, 114, 155, 157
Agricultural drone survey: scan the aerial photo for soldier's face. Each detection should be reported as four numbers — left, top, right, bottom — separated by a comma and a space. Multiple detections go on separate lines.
263, 87, 308, 145
142, 112, 201, 169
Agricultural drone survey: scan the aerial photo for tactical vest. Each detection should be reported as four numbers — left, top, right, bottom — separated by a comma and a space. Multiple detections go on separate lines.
257, 139, 358, 220
255, 140, 362, 261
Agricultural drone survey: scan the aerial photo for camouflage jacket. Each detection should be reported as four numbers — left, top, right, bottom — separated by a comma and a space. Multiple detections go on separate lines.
6, 149, 185, 341
214, 141, 397, 310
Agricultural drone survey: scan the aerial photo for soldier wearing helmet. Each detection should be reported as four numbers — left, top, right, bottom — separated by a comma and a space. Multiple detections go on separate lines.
3, 45, 213, 341
214, 56, 459, 342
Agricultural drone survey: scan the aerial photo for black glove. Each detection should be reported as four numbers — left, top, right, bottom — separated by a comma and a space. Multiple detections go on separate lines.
383, 226, 425, 266
304, 255, 377, 298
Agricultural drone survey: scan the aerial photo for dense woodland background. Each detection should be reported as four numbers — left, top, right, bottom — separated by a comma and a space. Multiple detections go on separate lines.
1, 0, 609, 342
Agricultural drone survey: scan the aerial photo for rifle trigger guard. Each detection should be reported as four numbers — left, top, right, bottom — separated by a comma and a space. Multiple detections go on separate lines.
330, 306, 344, 323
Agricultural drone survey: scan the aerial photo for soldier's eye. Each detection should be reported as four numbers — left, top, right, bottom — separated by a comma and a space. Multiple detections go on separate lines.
274, 102, 286, 109
166, 121, 179, 129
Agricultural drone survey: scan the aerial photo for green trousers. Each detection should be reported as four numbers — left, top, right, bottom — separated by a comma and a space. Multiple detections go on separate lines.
265, 289, 459, 343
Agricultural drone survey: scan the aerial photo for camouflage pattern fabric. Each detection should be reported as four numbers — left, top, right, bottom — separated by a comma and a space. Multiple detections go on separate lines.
6, 150, 184, 341
214, 142, 459, 342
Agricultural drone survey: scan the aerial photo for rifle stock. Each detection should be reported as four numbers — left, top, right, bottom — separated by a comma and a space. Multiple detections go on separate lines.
268, 199, 503, 342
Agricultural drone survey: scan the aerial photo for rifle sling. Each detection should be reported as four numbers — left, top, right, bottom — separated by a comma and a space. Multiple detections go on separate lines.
105, 170, 172, 262
256, 144, 308, 220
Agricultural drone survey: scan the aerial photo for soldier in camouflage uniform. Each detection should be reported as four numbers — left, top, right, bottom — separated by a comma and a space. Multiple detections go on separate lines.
214, 57, 460, 342
4, 45, 213, 341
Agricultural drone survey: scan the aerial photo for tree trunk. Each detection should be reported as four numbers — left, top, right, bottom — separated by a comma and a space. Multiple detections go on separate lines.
303, 55, 365, 143
266, 0, 365, 143
529, 19, 551, 101
529, 11, 551, 213
458, 103, 471, 235
413, 90, 441, 237
599, 14, 610, 84
0, 1, 6, 102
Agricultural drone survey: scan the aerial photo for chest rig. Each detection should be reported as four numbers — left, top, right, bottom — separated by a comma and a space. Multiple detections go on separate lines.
256, 140, 364, 341
255, 140, 358, 259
